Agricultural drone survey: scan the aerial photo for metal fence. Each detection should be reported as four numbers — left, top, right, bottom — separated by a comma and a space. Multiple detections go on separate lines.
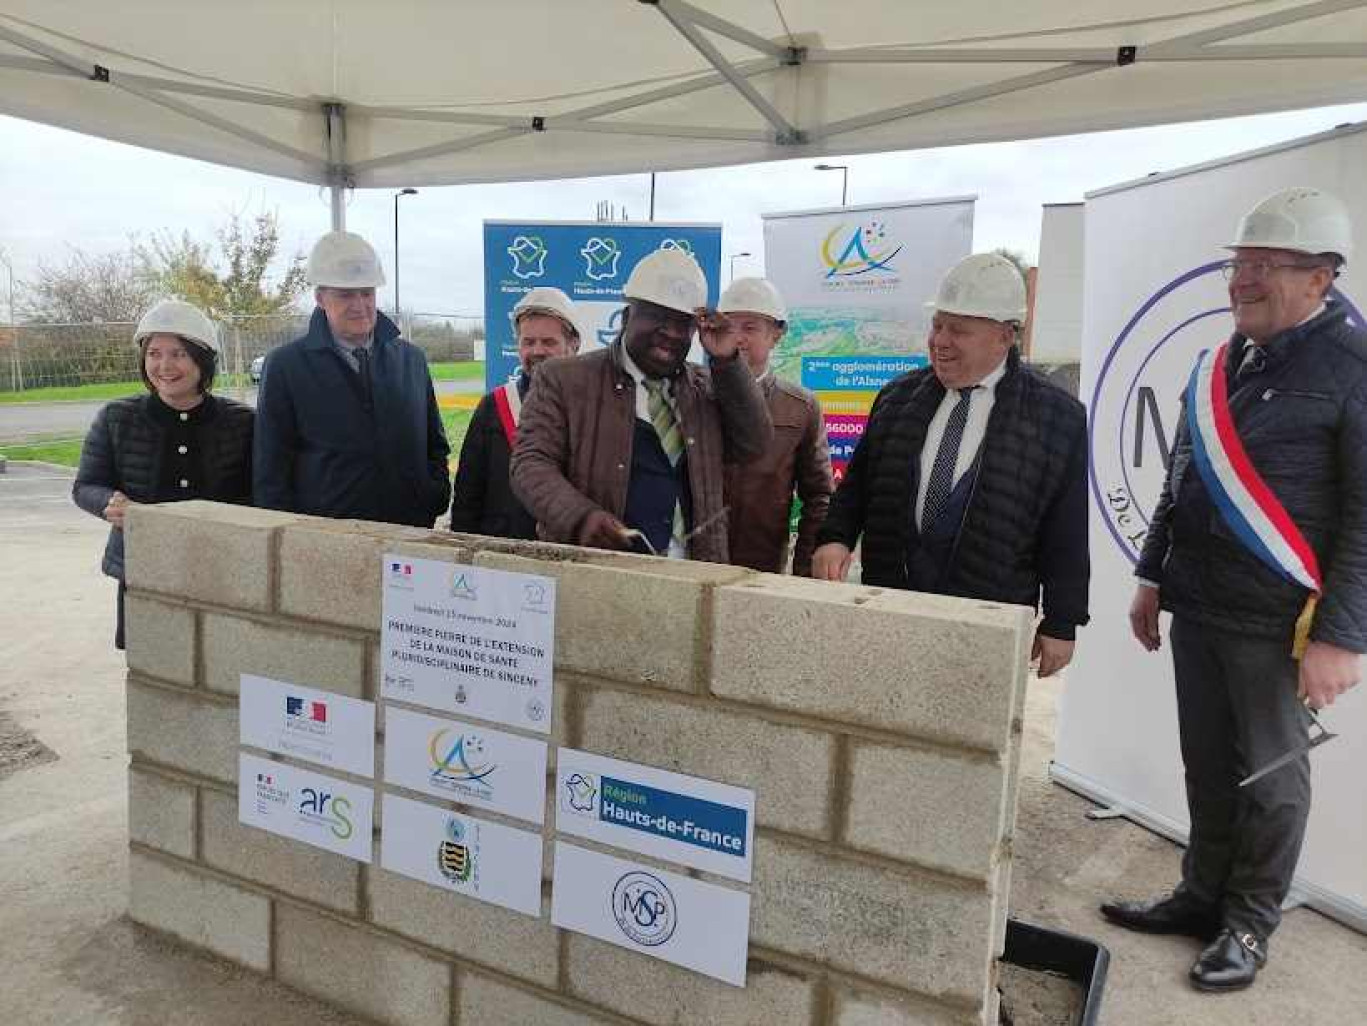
0, 311, 484, 396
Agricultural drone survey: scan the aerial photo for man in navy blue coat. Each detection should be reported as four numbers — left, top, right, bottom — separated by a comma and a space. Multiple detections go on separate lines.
254, 231, 450, 527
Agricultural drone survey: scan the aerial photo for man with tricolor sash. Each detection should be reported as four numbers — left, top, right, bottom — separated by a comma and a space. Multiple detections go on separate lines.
1104, 187, 1367, 992
450, 288, 581, 539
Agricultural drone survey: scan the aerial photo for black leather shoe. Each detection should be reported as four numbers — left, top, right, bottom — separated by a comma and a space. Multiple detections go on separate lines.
1099, 892, 1221, 940
1190, 928, 1266, 991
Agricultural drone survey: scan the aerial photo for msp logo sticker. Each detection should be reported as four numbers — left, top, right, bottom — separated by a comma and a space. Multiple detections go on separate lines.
659, 238, 694, 256
1087, 261, 1361, 563
563, 771, 598, 814
450, 571, 478, 601
428, 728, 496, 801
297, 787, 353, 840
437, 816, 475, 884
508, 235, 548, 279
612, 871, 677, 947
581, 237, 621, 281
820, 221, 902, 279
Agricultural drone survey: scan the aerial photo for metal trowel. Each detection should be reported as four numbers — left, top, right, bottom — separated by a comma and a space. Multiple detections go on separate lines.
1238, 705, 1338, 788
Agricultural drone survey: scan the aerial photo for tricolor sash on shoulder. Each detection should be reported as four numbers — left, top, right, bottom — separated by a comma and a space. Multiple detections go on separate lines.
1186, 343, 1322, 655
491, 381, 522, 449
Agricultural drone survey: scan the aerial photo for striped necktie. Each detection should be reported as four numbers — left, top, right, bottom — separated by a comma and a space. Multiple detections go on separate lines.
921, 387, 974, 529
644, 379, 684, 465
643, 378, 687, 550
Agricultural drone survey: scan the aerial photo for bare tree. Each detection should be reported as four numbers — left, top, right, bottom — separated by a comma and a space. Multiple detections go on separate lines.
20, 247, 156, 324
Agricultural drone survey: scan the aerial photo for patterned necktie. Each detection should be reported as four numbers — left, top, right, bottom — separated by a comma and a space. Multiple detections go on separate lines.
643, 378, 687, 550
644, 379, 684, 465
921, 387, 974, 529
355, 347, 373, 411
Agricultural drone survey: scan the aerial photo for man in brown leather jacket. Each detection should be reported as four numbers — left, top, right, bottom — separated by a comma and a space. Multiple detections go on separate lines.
510, 248, 772, 563
720, 278, 833, 575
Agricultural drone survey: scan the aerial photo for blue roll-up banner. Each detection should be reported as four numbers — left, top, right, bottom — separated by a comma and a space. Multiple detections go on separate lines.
483, 221, 723, 392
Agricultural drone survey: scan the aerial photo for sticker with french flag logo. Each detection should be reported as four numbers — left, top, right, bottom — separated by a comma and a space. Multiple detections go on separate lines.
286, 697, 328, 723
240, 674, 375, 778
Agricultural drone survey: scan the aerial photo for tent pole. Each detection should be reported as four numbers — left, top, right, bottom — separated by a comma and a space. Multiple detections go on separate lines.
325, 103, 348, 231
330, 187, 346, 231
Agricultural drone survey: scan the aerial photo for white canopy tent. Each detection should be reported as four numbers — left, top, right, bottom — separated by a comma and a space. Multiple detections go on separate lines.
4, 1, 1367, 228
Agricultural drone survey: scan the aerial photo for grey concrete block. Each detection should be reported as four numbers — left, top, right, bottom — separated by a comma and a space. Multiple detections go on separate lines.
565, 934, 817, 1026
475, 552, 747, 692
124, 593, 195, 685
278, 519, 468, 631
128, 767, 196, 859
275, 903, 451, 1026
710, 576, 1031, 752
577, 685, 836, 838
832, 986, 974, 1026
200, 789, 359, 914
125, 500, 298, 611
128, 851, 270, 972
370, 869, 558, 987
127, 679, 237, 785
846, 742, 1008, 882
458, 973, 620, 1026
751, 835, 995, 1008
202, 611, 366, 697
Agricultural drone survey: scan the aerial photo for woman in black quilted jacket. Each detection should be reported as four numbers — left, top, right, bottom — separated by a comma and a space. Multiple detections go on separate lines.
73, 299, 253, 649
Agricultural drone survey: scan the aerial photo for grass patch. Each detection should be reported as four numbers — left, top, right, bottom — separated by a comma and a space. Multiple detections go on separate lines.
0, 400, 475, 474
0, 381, 143, 404
429, 361, 485, 383
0, 437, 83, 467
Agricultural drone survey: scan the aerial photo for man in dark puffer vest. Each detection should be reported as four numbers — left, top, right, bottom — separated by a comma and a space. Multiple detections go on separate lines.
813, 253, 1089, 676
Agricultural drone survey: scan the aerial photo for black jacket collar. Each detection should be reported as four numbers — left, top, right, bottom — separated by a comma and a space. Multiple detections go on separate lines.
302, 306, 401, 352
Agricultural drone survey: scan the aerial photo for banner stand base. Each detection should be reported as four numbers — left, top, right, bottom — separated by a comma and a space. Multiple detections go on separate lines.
1048, 761, 1367, 937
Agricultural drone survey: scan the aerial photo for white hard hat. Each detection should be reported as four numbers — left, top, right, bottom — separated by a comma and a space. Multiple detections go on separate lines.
512, 287, 581, 340
622, 247, 707, 314
307, 230, 386, 288
133, 299, 219, 355
927, 253, 1027, 324
719, 277, 788, 322
1227, 187, 1353, 265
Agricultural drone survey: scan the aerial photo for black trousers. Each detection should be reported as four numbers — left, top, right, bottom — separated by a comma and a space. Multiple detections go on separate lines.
1170, 616, 1311, 939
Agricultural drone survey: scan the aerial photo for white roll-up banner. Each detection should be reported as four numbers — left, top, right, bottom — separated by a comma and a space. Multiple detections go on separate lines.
1063, 123, 1367, 933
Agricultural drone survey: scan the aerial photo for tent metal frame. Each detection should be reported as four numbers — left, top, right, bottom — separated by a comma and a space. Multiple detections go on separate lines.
3, 0, 1367, 226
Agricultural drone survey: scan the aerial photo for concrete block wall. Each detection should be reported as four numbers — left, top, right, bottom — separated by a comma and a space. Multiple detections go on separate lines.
124, 500, 1033, 1026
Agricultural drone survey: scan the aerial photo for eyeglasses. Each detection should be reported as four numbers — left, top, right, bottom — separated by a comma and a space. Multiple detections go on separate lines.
1220, 259, 1324, 281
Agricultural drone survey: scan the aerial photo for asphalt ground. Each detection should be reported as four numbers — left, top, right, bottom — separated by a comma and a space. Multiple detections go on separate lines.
1, 462, 1363, 1024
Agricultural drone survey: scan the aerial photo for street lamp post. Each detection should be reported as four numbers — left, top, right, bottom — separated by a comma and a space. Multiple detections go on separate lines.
393, 188, 418, 320
814, 163, 849, 206
0, 247, 17, 392
728, 251, 752, 283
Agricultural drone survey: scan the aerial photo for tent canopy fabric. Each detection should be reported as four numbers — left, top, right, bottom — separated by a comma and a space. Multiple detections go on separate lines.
3, 1, 1367, 190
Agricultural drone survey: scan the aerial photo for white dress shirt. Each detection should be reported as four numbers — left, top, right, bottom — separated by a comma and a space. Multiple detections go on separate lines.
619, 348, 686, 558
915, 357, 1009, 531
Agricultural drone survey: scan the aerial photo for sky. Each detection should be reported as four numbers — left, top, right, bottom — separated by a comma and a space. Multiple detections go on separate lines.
4, 100, 1367, 320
